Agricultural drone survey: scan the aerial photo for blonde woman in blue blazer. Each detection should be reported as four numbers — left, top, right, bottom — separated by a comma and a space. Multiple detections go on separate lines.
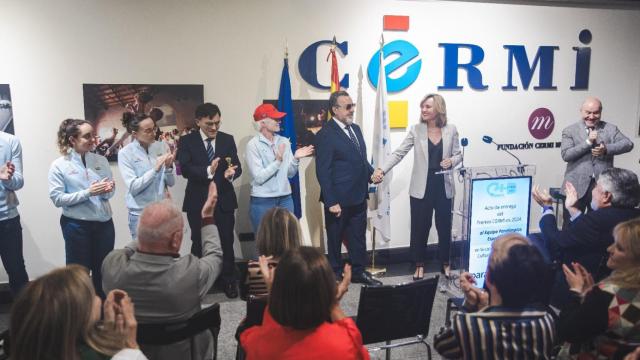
374, 94, 461, 281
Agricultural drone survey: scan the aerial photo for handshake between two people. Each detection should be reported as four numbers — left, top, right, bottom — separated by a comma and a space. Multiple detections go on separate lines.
370, 157, 454, 184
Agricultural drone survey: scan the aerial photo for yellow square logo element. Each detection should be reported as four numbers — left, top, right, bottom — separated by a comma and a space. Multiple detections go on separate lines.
388, 100, 408, 128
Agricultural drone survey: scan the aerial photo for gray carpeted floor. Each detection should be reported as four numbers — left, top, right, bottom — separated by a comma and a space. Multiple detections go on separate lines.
0, 267, 461, 360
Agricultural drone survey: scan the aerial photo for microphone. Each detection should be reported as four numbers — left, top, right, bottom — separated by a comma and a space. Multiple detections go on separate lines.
482, 135, 525, 173
460, 137, 468, 175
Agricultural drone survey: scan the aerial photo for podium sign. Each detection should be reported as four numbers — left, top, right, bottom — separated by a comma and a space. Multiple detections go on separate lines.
467, 176, 532, 288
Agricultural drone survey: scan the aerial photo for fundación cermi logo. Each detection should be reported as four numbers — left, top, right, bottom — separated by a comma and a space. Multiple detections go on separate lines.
528, 108, 555, 140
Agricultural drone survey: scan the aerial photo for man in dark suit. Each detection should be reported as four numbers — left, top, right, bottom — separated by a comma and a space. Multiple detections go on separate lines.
177, 103, 241, 298
531, 167, 640, 307
560, 96, 633, 226
315, 90, 381, 286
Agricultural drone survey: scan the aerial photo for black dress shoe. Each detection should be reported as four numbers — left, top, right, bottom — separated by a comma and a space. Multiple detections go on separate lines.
224, 282, 238, 299
352, 271, 382, 286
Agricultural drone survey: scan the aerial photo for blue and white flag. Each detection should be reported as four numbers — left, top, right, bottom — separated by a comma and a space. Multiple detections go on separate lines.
277, 58, 302, 218
370, 42, 392, 241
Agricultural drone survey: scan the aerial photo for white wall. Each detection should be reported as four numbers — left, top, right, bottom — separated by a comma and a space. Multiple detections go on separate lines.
0, 0, 638, 281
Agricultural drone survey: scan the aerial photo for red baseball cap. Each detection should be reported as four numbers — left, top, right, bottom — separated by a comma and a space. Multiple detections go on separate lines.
253, 103, 286, 121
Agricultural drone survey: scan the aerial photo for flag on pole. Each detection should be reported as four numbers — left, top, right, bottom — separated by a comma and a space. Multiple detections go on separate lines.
370, 39, 392, 241
328, 47, 340, 93
277, 57, 302, 218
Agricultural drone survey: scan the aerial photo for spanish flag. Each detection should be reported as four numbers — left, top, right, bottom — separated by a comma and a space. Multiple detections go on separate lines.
328, 47, 340, 93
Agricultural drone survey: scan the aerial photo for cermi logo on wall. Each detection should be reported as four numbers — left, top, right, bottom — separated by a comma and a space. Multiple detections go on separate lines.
297, 29, 593, 92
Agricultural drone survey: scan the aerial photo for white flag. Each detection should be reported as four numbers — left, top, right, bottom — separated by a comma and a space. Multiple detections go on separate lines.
370, 45, 392, 241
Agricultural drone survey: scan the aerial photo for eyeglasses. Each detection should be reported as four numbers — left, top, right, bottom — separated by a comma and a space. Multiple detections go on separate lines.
335, 103, 356, 111
202, 121, 221, 129
139, 126, 157, 135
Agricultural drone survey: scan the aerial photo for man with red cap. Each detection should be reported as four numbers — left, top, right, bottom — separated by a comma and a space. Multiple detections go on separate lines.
245, 103, 314, 231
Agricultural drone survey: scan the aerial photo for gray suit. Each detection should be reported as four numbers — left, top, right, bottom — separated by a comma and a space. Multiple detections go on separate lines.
561, 120, 633, 198
382, 122, 462, 265
381, 122, 462, 199
102, 224, 223, 360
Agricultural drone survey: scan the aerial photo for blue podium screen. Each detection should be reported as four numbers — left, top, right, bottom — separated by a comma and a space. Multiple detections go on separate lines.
468, 176, 532, 288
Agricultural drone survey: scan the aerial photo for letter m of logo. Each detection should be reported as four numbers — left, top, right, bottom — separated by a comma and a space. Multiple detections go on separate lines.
502, 45, 559, 90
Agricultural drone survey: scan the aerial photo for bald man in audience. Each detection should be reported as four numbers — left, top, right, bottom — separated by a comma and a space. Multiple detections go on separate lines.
102, 182, 222, 360
560, 96, 633, 226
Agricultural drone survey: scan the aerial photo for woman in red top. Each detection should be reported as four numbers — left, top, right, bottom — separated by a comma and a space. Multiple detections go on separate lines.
240, 246, 370, 360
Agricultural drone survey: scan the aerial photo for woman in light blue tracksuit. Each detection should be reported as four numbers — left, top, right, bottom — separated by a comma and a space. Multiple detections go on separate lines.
48, 119, 115, 298
118, 112, 175, 239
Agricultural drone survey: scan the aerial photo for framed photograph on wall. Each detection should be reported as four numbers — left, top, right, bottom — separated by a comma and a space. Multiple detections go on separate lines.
264, 99, 330, 149
0, 84, 14, 134
83, 84, 203, 161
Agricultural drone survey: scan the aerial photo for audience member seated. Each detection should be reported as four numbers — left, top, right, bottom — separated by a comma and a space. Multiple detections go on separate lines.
557, 217, 640, 359
245, 207, 302, 297
626, 347, 640, 360
531, 167, 640, 308
10, 264, 145, 360
240, 246, 370, 360
102, 182, 223, 360
434, 233, 556, 359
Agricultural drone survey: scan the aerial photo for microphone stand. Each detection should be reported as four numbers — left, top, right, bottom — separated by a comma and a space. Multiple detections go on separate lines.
489, 140, 525, 174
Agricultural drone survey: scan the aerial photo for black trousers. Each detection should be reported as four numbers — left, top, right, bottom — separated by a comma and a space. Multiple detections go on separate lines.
60, 215, 114, 299
409, 172, 452, 266
324, 202, 367, 276
187, 208, 236, 283
0, 216, 28, 296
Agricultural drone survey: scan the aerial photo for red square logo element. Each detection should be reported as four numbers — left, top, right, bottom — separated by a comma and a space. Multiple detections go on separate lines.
383, 15, 409, 31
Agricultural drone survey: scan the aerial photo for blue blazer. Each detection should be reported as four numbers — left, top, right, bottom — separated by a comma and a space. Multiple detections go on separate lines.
315, 119, 374, 208
540, 206, 640, 307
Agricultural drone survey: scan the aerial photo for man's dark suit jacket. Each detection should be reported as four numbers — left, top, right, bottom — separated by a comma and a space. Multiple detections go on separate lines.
540, 206, 640, 307
177, 131, 242, 214
315, 119, 374, 208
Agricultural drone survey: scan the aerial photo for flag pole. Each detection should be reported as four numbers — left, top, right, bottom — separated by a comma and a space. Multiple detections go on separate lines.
366, 33, 387, 278
367, 227, 386, 276
284, 37, 288, 60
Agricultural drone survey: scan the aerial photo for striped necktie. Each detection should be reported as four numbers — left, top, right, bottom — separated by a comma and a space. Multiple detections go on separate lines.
345, 124, 361, 152
205, 138, 215, 162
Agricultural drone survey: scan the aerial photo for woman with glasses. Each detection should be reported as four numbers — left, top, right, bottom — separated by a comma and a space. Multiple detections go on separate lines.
118, 111, 175, 239
372, 94, 461, 282
48, 119, 116, 298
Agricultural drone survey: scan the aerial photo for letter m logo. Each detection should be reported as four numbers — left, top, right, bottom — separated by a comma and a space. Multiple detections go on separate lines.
502, 45, 559, 90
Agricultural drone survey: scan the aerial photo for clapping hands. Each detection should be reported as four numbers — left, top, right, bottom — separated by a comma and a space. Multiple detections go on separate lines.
89, 178, 115, 196
294, 145, 314, 159
532, 185, 553, 207
258, 255, 276, 292
562, 262, 594, 295
103, 290, 139, 349
0, 161, 15, 181
459, 272, 489, 310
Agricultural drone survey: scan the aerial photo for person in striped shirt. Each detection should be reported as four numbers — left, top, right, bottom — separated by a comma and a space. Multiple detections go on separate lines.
434, 233, 557, 359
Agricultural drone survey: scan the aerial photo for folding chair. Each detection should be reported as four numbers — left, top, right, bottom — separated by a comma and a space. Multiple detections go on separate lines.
355, 276, 439, 360
137, 303, 221, 360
